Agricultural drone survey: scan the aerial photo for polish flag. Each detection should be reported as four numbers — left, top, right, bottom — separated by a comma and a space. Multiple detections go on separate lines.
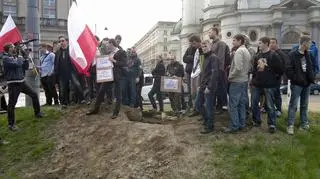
68, 1, 98, 75
0, 15, 22, 52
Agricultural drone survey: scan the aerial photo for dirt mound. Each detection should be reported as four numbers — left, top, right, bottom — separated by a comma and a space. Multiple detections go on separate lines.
23, 106, 229, 179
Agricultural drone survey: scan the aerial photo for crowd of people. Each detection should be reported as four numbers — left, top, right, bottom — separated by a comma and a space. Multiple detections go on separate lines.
0, 28, 318, 145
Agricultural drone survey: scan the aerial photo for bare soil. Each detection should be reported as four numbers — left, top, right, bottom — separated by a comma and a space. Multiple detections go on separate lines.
23, 105, 231, 179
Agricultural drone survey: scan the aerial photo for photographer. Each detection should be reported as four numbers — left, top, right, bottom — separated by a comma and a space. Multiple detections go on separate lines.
3, 43, 43, 131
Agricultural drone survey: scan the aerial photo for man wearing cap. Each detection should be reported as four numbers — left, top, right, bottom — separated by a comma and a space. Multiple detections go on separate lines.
38, 43, 59, 105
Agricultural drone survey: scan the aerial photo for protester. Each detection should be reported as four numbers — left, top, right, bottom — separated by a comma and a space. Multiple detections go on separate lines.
115, 35, 123, 50
38, 43, 59, 106
286, 35, 315, 135
135, 66, 144, 110
183, 35, 201, 112
199, 40, 220, 134
269, 38, 287, 117
54, 35, 87, 109
87, 39, 127, 118
184, 35, 202, 117
148, 58, 165, 112
123, 48, 141, 107
209, 27, 230, 114
224, 34, 251, 133
166, 54, 184, 116
3, 43, 43, 131
251, 37, 284, 133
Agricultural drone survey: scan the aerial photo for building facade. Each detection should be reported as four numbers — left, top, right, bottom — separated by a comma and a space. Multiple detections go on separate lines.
0, 0, 72, 43
134, 21, 178, 73
181, 0, 320, 55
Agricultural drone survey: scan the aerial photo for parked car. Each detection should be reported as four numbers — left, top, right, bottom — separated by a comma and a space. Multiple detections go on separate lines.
280, 83, 320, 95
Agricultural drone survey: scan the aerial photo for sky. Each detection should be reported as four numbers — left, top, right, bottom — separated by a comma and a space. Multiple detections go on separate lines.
76, 0, 182, 49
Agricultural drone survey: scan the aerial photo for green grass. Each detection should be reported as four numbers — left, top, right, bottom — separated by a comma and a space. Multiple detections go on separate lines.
0, 107, 60, 178
203, 112, 320, 179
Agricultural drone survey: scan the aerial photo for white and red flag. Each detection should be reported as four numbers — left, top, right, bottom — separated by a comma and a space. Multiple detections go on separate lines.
68, 1, 98, 75
0, 14, 22, 52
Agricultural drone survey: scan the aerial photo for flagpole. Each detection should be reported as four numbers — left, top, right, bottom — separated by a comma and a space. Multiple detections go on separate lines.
25, 0, 40, 106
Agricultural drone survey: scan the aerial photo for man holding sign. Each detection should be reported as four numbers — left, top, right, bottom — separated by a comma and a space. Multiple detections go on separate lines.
87, 39, 127, 119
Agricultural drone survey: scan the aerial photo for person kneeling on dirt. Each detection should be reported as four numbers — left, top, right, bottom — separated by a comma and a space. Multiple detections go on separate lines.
3, 43, 43, 131
166, 54, 184, 116
199, 40, 220, 134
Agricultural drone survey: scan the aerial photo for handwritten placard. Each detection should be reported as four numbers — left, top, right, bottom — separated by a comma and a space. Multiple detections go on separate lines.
96, 55, 113, 69
160, 76, 182, 93
96, 55, 114, 83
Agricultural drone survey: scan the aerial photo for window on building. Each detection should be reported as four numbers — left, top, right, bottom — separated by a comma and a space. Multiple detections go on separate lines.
164, 30, 167, 35
164, 46, 167, 51
3, 0, 17, 16
43, 0, 56, 18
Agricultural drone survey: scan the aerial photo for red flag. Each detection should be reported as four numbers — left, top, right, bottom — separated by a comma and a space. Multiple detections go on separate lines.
0, 15, 22, 52
68, 2, 98, 76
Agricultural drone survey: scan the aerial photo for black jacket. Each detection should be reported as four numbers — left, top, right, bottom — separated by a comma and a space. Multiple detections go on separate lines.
113, 49, 128, 81
152, 61, 165, 88
54, 46, 76, 78
3, 53, 29, 83
199, 52, 220, 92
252, 51, 284, 88
166, 61, 184, 77
286, 49, 315, 87
183, 47, 197, 74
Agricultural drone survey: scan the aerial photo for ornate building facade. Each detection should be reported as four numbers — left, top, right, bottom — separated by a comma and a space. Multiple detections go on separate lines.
180, 0, 320, 55
0, 0, 72, 43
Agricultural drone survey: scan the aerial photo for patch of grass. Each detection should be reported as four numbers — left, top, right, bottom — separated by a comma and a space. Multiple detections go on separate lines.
203, 112, 320, 179
0, 107, 60, 177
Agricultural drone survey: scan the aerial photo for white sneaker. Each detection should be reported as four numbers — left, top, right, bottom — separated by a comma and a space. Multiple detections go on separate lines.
287, 125, 294, 135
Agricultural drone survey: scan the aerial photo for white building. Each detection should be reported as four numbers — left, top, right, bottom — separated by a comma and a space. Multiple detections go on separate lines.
134, 21, 177, 73
181, 0, 320, 55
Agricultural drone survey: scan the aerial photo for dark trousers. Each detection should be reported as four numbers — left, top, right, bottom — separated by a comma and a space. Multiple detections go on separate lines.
169, 92, 181, 112
135, 84, 143, 110
93, 82, 113, 110
7, 82, 40, 127
105, 82, 113, 104
122, 77, 136, 107
87, 76, 97, 99
148, 86, 163, 112
1, 96, 7, 111
41, 75, 59, 105
113, 79, 125, 116
186, 74, 193, 109
217, 70, 228, 109
274, 84, 282, 112
59, 72, 86, 105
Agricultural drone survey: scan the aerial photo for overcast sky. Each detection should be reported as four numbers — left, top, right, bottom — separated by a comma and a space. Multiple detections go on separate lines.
76, 0, 182, 49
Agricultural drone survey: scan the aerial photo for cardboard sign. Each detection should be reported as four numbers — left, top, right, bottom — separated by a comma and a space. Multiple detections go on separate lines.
160, 76, 182, 93
96, 55, 114, 83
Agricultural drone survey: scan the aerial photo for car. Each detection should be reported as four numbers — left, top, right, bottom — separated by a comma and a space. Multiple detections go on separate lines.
280, 84, 320, 95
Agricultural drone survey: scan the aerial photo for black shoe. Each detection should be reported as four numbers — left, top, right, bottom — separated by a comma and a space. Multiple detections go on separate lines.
200, 128, 214, 134
253, 122, 261, 127
188, 111, 200, 117
111, 114, 118, 119
35, 112, 44, 118
223, 127, 238, 134
86, 108, 99, 115
269, 126, 277, 134
214, 110, 223, 115
8, 125, 20, 132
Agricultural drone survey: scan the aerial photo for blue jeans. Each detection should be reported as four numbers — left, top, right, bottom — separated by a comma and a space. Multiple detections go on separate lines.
274, 84, 282, 112
288, 85, 311, 127
194, 89, 205, 113
228, 82, 248, 130
203, 92, 216, 130
251, 87, 277, 127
